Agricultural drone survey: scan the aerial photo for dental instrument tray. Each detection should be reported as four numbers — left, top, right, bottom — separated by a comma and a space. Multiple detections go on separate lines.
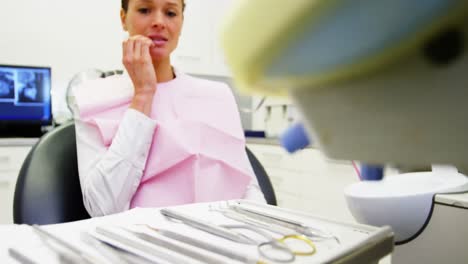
93, 200, 394, 264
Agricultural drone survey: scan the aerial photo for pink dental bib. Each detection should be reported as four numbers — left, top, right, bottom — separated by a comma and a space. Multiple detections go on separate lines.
74, 71, 253, 208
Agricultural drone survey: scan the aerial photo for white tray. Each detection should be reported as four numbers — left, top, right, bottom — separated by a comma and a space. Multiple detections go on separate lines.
4, 200, 394, 264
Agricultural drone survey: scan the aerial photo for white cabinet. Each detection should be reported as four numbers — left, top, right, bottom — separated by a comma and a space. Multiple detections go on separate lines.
171, 0, 234, 76
247, 143, 360, 223
0, 141, 35, 224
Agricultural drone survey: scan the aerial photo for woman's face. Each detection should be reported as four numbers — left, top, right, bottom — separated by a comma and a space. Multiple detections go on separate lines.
121, 0, 183, 62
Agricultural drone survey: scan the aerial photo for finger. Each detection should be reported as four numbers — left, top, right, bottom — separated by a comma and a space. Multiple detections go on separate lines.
134, 35, 153, 47
134, 39, 142, 62
141, 41, 152, 61
122, 39, 127, 59
145, 37, 154, 47
132, 36, 152, 60
141, 42, 152, 61
122, 39, 129, 66
125, 37, 135, 63
132, 35, 150, 42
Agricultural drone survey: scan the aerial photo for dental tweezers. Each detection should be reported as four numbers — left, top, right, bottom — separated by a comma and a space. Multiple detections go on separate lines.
160, 208, 256, 244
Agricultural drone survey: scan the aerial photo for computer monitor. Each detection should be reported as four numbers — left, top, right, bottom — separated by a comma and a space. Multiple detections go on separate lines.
0, 64, 52, 137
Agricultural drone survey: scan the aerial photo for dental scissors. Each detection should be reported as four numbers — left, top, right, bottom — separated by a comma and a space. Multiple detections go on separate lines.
161, 208, 316, 263
220, 224, 316, 263
209, 205, 317, 263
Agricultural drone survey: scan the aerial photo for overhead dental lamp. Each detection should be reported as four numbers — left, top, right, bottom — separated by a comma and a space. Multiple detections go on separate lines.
221, 1, 468, 263
221, 0, 468, 169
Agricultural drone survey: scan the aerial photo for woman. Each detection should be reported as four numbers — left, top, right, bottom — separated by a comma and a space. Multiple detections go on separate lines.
73, 0, 266, 217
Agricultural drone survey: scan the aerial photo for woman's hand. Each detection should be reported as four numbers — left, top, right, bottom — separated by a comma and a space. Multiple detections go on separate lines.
122, 35, 157, 115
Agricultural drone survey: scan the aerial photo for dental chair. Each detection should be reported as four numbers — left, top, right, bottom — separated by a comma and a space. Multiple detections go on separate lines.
13, 122, 276, 225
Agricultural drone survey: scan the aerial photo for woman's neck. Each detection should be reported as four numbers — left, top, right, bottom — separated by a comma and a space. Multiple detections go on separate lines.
153, 59, 175, 83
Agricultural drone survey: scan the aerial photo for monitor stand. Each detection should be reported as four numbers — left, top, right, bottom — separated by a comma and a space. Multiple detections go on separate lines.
0, 123, 47, 138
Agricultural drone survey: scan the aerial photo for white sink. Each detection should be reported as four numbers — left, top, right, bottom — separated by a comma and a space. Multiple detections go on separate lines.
344, 171, 468, 242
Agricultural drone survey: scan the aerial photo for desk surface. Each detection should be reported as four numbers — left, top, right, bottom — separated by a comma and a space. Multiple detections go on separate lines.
436, 192, 468, 208
0, 138, 38, 147
0, 200, 393, 263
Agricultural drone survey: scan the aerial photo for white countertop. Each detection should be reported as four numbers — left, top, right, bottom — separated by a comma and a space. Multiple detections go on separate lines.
435, 192, 468, 208
0, 138, 38, 147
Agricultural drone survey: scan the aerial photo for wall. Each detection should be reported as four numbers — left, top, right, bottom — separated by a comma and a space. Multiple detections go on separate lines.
0, 0, 295, 132
247, 144, 360, 222
0, 0, 127, 118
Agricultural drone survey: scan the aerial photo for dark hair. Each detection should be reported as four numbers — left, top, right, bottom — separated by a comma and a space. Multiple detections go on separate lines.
121, 0, 186, 12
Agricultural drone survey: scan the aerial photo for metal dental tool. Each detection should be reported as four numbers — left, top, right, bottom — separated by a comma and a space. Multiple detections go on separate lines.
228, 204, 340, 243
84, 232, 159, 264
160, 208, 256, 244
160, 207, 317, 263
95, 226, 186, 264
141, 225, 264, 264
8, 247, 39, 264
122, 228, 227, 264
209, 204, 296, 236
209, 205, 317, 263
32, 225, 98, 264
80, 232, 129, 264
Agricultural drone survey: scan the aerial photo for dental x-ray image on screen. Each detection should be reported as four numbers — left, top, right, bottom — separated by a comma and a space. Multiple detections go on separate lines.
0, 64, 51, 127
0, 71, 15, 101
17, 71, 46, 104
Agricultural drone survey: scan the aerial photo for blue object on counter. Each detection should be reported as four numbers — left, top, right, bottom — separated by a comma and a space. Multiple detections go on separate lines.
244, 130, 266, 138
280, 123, 384, 180
360, 164, 384, 181
280, 123, 311, 153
